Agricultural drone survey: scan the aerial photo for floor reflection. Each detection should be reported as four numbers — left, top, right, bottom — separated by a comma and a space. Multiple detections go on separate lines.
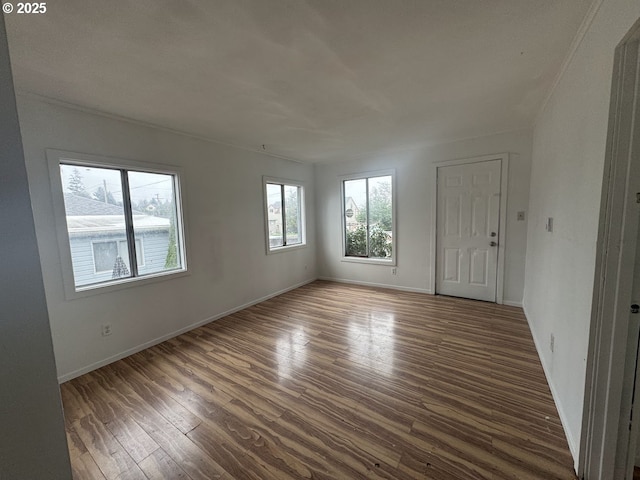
276, 325, 308, 378
347, 311, 395, 375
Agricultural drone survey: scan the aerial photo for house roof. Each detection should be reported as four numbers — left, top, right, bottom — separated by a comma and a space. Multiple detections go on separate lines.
63, 194, 130, 216
63, 194, 170, 234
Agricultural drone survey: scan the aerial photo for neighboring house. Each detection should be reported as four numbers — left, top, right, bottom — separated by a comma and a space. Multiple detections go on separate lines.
267, 200, 282, 235
267, 200, 283, 246
344, 196, 360, 232
63, 194, 171, 286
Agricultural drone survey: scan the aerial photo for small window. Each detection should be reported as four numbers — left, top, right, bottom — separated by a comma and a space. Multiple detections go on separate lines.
342, 172, 395, 263
263, 177, 305, 252
51, 154, 187, 292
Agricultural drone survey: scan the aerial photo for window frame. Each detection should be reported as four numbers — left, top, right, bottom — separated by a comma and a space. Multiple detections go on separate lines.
47, 149, 189, 299
262, 176, 306, 254
340, 169, 396, 266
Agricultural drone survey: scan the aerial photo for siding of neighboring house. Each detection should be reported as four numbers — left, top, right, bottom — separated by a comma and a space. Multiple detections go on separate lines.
70, 229, 170, 286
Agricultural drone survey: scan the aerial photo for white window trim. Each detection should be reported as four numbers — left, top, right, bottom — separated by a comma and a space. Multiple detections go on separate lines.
262, 176, 307, 255
47, 149, 190, 300
340, 169, 397, 266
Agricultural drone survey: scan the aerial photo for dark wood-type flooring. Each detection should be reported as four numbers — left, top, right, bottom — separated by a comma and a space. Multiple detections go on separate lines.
61, 280, 577, 479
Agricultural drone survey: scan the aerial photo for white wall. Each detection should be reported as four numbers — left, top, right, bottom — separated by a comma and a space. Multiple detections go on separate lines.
0, 17, 71, 478
315, 129, 532, 306
17, 97, 317, 382
524, 0, 640, 467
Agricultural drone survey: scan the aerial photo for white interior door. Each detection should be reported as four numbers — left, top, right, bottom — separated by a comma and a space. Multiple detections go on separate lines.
436, 159, 501, 302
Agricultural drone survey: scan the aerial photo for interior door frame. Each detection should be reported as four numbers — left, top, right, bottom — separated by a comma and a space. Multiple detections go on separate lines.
579, 18, 640, 480
428, 153, 509, 304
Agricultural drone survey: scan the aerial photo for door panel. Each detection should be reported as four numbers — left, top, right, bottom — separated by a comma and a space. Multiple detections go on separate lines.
444, 195, 462, 236
471, 194, 488, 237
469, 249, 489, 286
443, 248, 461, 282
436, 160, 501, 302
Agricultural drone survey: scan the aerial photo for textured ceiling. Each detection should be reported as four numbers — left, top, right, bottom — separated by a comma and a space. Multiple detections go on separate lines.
5, 0, 592, 163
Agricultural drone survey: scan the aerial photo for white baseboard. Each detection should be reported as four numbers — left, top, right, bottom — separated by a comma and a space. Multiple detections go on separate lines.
522, 303, 579, 467
318, 276, 433, 294
57, 277, 318, 383
503, 300, 523, 307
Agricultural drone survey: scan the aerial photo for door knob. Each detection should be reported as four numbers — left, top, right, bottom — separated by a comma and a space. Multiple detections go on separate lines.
632, 304, 639, 314
490, 241, 497, 247
490, 232, 497, 237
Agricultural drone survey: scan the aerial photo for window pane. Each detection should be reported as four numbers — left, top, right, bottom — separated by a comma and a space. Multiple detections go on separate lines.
93, 241, 118, 273
284, 185, 301, 245
60, 164, 131, 287
344, 179, 367, 257
118, 239, 143, 269
368, 175, 393, 259
266, 183, 283, 248
127, 171, 183, 275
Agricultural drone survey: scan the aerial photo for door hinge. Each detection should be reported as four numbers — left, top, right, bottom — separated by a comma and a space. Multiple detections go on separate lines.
636, 192, 640, 203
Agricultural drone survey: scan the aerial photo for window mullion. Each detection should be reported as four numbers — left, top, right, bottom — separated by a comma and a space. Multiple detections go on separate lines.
365, 179, 370, 257
297, 186, 302, 240
120, 170, 138, 277
281, 184, 287, 246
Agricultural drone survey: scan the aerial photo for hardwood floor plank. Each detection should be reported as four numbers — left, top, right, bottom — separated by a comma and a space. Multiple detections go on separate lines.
66, 428, 107, 480
62, 281, 577, 479
138, 448, 191, 479
70, 452, 108, 480
186, 422, 273, 480
113, 366, 202, 434
105, 414, 160, 463
72, 413, 142, 480
87, 370, 228, 480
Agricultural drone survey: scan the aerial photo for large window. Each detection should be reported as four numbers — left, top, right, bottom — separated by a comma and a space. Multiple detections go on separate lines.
342, 172, 395, 263
49, 151, 187, 293
263, 177, 305, 252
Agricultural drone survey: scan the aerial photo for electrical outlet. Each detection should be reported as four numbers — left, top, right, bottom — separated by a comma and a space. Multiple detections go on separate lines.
392, 268, 397, 275
102, 324, 112, 337
517, 211, 525, 221
550, 333, 555, 353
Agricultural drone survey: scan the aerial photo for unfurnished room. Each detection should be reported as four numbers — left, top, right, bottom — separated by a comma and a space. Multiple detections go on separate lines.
2, 1, 640, 479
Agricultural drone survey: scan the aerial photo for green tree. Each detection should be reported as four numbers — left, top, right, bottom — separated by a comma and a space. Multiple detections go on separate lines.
92, 186, 119, 206
351, 181, 391, 230
369, 225, 392, 258
345, 224, 392, 259
68, 168, 90, 197
284, 188, 300, 242
346, 225, 367, 256
164, 207, 178, 269
369, 181, 392, 231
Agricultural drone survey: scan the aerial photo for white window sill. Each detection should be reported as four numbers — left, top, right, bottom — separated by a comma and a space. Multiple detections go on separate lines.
341, 256, 396, 266
267, 243, 307, 255
65, 268, 189, 300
